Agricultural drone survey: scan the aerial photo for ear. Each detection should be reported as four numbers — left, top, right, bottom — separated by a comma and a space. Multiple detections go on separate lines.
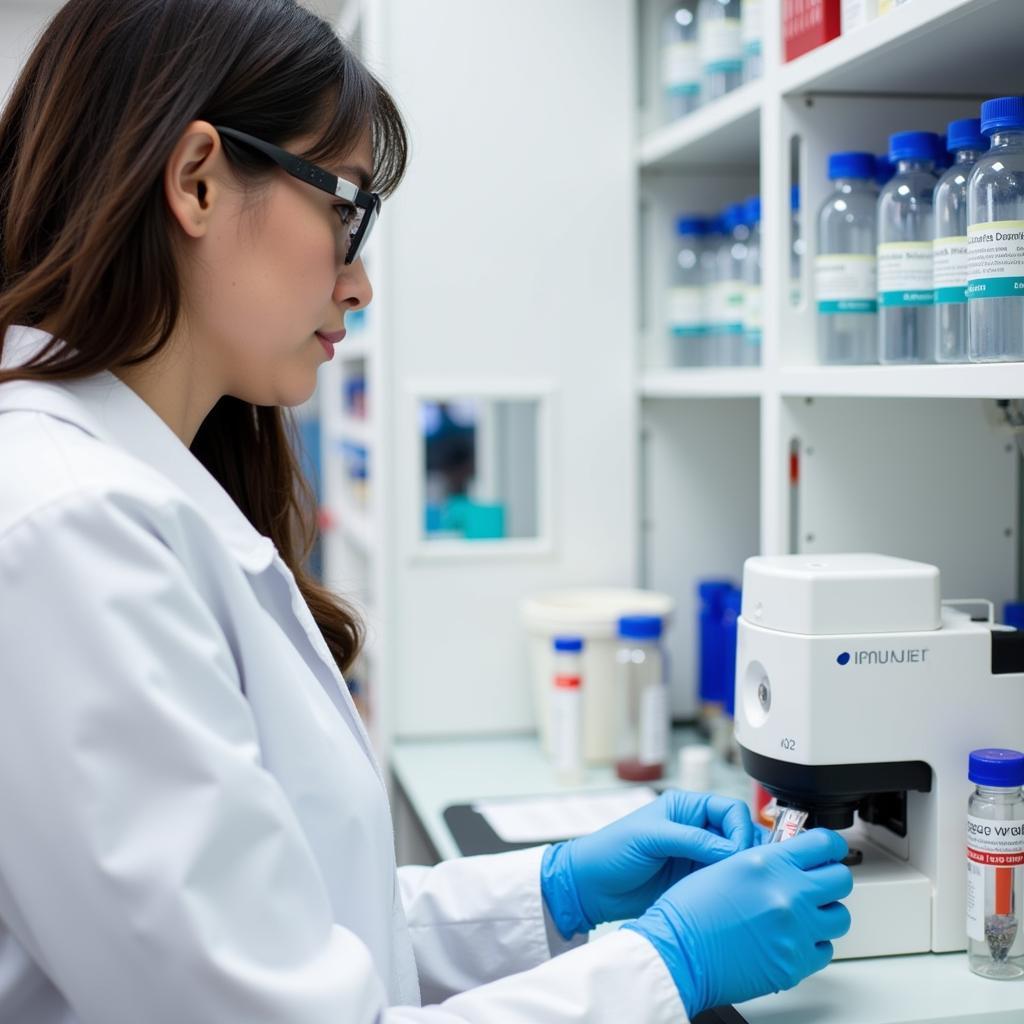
164, 120, 225, 239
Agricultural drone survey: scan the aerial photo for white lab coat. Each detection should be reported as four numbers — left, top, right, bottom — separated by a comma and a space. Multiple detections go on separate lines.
0, 325, 685, 1024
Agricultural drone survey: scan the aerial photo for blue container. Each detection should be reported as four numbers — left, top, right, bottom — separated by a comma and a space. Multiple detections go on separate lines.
698, 580, 735, 710
721, 588, 742, 718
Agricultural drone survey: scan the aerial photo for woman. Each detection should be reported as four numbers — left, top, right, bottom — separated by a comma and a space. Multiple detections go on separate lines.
0, 2, 852, 1021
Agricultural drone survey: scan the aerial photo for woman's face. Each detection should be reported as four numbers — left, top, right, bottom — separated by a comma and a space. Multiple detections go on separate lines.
167, 120, 374, 409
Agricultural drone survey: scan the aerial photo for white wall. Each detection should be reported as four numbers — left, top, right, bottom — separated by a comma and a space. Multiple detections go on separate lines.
0, 2, 62, 109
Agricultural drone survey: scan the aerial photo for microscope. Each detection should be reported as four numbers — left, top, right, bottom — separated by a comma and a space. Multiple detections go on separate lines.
734, 554, 1024, 959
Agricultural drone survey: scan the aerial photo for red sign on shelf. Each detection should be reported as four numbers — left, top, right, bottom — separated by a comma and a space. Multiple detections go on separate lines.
783, 0, 841, 62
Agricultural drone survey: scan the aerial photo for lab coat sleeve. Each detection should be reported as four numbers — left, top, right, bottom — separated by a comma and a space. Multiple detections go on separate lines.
388, 928, 686, 1024
0, 491, 393, 1024
398, 847, 585, 1002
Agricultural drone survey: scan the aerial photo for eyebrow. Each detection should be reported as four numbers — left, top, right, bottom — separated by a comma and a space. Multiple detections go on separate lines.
335, 164, 373, 192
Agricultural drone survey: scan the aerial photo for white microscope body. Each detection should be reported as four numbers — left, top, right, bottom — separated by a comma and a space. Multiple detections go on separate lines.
734, 554, 1024, 959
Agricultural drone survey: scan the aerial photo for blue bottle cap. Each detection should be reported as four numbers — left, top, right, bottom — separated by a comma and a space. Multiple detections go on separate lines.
969, 748, 1024, 788
743, 195, 762, 225
874, 155, 895, 187
618, 615, 663, 640
553, 636, 584, 653
889, 131, 941, 163
726, 202, 746, 230
827, 151, 875, 181
946, 117, 985, 153
1004, 601, 1024, 631
698, 580, 735, 605
790, 184, 800, 212
980, 96, 1024, 136
676, 215, 707, 236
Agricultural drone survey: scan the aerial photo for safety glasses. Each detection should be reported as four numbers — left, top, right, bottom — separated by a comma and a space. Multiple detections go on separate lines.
214, 125, 380, 265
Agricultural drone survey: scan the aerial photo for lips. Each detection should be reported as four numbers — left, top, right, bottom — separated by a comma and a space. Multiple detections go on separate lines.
316, 329, 347, 345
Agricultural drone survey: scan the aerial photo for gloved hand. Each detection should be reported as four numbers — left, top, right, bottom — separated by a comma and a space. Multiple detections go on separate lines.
540, 790, 756, 940
623, 828, 853, 1017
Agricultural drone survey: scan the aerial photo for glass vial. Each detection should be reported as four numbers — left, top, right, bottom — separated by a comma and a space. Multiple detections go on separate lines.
934, 118, 986, 363
967, 96, 1024, 363
615, 615, 668, 782
741, 0, 762, 83
697, 0, 742, 102
967, 748, 1024, 979
551, 637, 585, 786
790, 185, 803, 306
877, 131, 940, 363
668, 215, 709, 367
712, 203, 748, 366
661, 1, 701, 122
815, 151, 878, 364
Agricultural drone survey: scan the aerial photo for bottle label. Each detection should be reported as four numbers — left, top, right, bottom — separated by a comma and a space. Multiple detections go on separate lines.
967, 220, 1024, 299
742, 0, 762, 57
744, 284, 763, 332
708, 279, 745, 333
877, 242, 934, 307
815, 253, 878, 314
966, 813, 1024, 943
639, 684, 668, 766
663, 41, 700, 96
668, 285, 706, 336
551, 686, 581, 777
700, 19, 742, 74
933, 235, 969, 304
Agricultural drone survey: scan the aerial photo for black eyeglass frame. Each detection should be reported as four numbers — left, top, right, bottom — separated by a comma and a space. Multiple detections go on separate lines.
214, 125, 380, 265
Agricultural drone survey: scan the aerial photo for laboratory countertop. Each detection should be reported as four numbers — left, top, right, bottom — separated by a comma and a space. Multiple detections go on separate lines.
390, 729, 1024, 1024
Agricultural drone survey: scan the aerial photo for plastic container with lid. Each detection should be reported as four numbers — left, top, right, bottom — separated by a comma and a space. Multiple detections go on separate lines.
711, 203, 748, 365
934, 118, 987, 363
967, 748, 1024, 978
877, 131, 941, 363
790, 185, 803, 306
550, 637, 585, 785
967, 96, 1024, 362
615, 615, 669, 782
816, 151, 878, 365
668, 214, 709, 367
660, 1, 701, 122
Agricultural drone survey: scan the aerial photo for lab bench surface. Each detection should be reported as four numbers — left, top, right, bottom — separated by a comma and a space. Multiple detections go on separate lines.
389, 729, 1024, 1024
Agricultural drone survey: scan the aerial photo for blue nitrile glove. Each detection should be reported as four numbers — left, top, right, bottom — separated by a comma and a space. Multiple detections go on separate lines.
540, 790, 756, 940
623, 828, 853, 1017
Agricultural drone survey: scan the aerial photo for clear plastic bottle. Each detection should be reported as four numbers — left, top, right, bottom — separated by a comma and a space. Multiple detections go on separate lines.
967, 96, 1024, 363
934, 118, 986, 363
660, 1, 701, 122
711, 204, 748, 365
668, 215, 708, 367
741, 195, 762, 366
966, 748, 1024, 979
741, 0, 762, 83
701, 215, 726, 362
815, 151, 878, 364
551, 637, 585, 785
790, 185, 804, 306
877, 131, 940, 363
615, 615, 668, 783
874, 154, 895, 190
698, 0, 742, 102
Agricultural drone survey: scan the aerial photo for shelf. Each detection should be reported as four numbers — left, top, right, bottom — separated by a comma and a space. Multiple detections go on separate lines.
779, 363, 1024, 400
333, 500, 375, 554
637, 82, 760, 172
639, 368, 764, 399
780, 0, 1024, 98
337, 416, 372, 447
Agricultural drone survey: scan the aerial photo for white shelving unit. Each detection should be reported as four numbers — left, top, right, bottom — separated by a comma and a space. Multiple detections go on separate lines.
636, 0, 1022, 718
320, 0, 1024, 755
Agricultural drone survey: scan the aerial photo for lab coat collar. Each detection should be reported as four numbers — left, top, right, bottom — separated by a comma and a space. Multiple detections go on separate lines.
0, 325, 277, 574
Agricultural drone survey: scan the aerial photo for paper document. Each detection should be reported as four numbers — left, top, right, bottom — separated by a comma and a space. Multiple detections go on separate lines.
473, 787, 658, 843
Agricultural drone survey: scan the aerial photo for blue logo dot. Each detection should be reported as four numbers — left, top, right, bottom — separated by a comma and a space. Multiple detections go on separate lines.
837, 652, 850, 666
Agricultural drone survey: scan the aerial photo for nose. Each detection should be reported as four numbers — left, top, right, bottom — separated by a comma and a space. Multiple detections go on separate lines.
335, 257, 373, 313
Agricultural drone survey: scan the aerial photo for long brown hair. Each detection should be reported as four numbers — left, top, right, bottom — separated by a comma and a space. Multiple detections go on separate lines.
0, 0, 407, 674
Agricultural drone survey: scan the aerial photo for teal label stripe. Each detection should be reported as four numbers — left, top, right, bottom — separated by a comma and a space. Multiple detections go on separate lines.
967, 277, 1024, 299
671, 326, 707, 337
818, 299, 877, 314
878, 290, 934, 308
666, 83, 699, 97
744, 42, 762, 57
705, 60, 743, 74
935, 286, 967, 305
719, 323, 744, 335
